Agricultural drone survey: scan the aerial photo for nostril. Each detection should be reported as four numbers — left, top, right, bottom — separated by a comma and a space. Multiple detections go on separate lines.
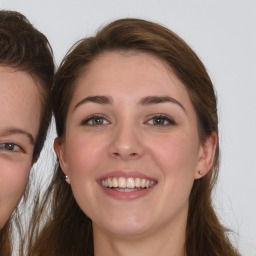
111, 152, 138, 159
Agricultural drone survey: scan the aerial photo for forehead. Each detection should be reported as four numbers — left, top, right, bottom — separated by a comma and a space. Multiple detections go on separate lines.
0, 66, 42, 138
0, 66, 40, 102
75, 52, 186, 97
71, 51, 193, 109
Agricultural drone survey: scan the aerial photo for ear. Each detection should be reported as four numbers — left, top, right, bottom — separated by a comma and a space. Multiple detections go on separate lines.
54, 137, 70, 184
194, 132, 218, 180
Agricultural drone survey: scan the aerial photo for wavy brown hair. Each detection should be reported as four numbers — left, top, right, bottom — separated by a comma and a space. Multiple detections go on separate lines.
0, 10, 54, 256
29, 18, 240, 256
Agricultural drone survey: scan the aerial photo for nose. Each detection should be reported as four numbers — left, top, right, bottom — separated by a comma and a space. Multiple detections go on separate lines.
109, 123, 144, 161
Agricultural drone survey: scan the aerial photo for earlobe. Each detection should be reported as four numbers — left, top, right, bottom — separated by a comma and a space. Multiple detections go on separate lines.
194, 132, 218, 180
54, 137, 70, 184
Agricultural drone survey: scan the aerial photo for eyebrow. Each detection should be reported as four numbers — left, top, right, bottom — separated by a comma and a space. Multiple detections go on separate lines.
140, 96, 187, 113
0, 128, 35, 144
73, 96, 113, 111
73, 95, 186, 114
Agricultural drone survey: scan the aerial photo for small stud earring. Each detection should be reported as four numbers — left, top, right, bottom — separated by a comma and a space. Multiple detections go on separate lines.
65, 175, 69, 180
199, 170, 203, 175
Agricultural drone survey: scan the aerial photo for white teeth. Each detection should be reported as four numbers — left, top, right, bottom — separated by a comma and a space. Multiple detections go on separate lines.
127, 178, 135, 188
101, 177, 156, 189
112, 177, 118, 187
149, 181, 155, 187
141, 179, 146, 187
102, 179, 108, 187
107, 178, 112, 187
118, 177, 126, 188
135, 178, 141, 188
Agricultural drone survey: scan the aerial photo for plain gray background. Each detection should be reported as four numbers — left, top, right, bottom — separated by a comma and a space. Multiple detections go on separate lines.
1, 0, 255, 255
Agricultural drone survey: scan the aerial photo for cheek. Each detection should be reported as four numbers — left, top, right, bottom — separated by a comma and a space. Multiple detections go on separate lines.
65, 134, 106, 175
153, 134, 198, 168
64, 135, 104, 217
148, 131, 199, 192
145, 134, 199, 219
0, 160, 31, 227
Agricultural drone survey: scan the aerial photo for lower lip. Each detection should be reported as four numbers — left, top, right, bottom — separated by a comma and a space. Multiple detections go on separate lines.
99, 184, 156, 200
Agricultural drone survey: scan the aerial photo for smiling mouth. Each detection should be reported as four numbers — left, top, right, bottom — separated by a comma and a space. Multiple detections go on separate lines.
101, 177, 157, 192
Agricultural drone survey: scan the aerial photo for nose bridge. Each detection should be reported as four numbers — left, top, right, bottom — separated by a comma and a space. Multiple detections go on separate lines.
109, 117, 143, 160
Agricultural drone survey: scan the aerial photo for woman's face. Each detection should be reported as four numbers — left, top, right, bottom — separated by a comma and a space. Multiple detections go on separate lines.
0, 66, 41, 228
56, 52, 216, 239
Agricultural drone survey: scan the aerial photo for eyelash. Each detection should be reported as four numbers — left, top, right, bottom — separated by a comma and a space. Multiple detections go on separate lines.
80, 114, 110, 126
146, 115, 176, 126
0, 142, 23, 153
80, 114, 176, 127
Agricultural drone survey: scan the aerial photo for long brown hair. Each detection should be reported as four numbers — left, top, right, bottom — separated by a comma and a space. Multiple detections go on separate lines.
0, 10, 54, 256
29, 18, 240, 256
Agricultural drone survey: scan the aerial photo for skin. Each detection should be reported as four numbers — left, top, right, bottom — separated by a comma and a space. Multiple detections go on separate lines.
0, 66, 41, 229
55, 52, 217, 256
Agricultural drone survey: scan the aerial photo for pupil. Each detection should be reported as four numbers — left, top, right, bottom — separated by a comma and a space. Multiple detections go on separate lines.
154, 118, 164, 125
5, 143, 14, 150
93, 118, 103, 124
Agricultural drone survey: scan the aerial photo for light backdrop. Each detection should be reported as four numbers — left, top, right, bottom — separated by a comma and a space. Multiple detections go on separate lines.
1, 0, 255, 255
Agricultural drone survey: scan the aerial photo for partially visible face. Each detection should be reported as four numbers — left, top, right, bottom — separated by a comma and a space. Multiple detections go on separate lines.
57, 52, 214, 239
0, 66, 41, 229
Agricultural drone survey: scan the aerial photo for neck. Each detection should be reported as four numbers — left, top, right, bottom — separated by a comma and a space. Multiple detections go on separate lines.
93, 215, 187, 256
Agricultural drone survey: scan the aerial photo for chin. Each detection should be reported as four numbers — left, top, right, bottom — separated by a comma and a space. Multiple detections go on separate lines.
94, 214, 155, 238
